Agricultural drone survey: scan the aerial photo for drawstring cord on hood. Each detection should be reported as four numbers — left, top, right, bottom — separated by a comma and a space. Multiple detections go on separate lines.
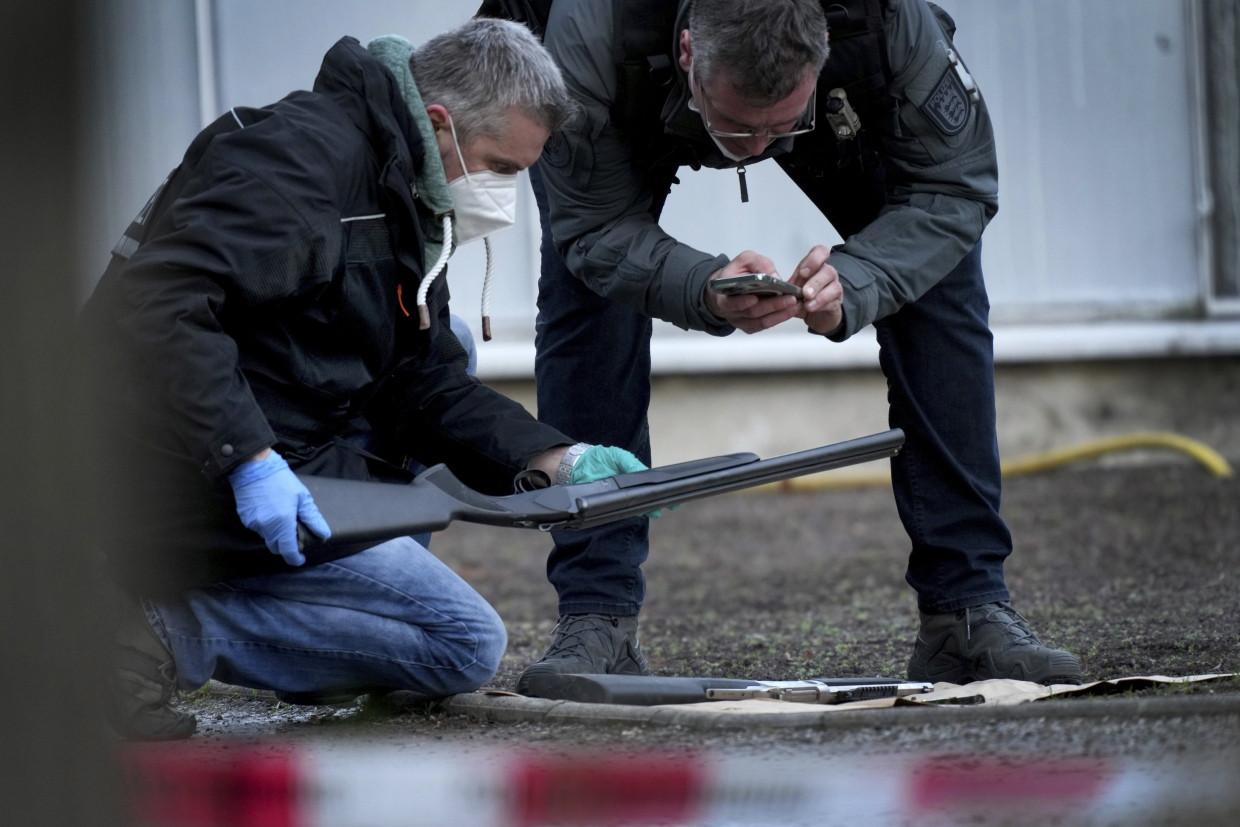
413, 212, 495, 341
416, 214, 453, 330
480, 236, 494, 341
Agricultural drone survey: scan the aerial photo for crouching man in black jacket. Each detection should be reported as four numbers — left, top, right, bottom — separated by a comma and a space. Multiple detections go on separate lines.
81, 18, 644, 740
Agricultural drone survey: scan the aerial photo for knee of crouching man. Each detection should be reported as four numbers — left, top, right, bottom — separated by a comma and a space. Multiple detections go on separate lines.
474, 618, 508, 685
446, 612, 508, 694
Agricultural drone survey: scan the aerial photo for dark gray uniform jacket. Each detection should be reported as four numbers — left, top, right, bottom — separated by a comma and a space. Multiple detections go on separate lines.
536, 0, 998, 339
82, 37, 571, 595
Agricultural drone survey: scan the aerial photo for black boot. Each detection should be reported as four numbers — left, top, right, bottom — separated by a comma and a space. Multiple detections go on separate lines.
516, 614, 649, 697
105, 603, 197, 740
908, 601, 1083, 686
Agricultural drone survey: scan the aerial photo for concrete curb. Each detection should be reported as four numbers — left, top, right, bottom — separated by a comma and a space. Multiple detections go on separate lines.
442, 688, 1240, 732
201, 681, 1240, 731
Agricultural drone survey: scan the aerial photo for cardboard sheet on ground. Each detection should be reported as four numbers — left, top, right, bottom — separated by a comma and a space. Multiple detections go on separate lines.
651, 673, 1237, 714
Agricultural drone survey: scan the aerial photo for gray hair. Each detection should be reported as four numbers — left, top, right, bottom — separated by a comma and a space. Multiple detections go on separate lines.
410, 17, 576, 145
689, 0, 829, 103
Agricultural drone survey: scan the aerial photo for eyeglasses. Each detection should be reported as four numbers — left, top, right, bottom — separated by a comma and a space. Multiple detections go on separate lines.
687, 71, 816, 140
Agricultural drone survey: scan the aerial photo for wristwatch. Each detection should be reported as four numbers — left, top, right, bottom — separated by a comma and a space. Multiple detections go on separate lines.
556, 442, 592, 486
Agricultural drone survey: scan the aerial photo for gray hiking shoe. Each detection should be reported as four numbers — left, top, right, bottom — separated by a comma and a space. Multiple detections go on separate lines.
105, 603, 197, 740
908, 601, 1084, 686
516, 613, 649, 697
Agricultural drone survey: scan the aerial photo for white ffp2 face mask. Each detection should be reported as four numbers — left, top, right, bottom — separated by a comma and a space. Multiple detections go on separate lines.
446, 117, 519, 246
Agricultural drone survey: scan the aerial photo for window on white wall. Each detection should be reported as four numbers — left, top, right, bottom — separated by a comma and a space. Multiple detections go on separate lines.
1198, 0, 1239, 308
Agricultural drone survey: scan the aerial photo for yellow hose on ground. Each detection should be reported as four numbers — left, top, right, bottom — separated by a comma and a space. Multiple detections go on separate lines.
756, 431, 1234, 492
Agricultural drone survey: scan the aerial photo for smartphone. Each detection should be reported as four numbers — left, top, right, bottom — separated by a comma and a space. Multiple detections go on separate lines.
709, 273, 803, 299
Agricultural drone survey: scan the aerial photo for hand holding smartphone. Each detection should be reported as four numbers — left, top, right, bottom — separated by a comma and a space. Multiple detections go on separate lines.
709, 273, 803, 300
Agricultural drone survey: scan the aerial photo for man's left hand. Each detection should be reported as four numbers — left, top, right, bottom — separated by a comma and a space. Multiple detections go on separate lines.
790, 244, 845, 335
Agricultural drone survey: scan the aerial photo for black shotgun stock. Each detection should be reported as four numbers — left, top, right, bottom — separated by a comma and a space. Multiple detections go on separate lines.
297, 428, 903, 552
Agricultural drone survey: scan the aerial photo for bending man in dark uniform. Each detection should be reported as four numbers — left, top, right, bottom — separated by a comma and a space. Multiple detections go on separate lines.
512, 0, 1083, 691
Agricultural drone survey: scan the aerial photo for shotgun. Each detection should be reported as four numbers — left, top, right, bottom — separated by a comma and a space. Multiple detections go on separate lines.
516, 672, 932, 705
298, 428, 903, 551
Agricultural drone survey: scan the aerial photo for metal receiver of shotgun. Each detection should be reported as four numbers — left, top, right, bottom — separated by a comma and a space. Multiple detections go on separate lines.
297, 429, 903, 552
704, 679, 933, 704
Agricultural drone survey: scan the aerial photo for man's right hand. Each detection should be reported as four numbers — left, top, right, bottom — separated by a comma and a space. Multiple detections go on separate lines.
703, 250, 802, 334
228, 449, 331, 566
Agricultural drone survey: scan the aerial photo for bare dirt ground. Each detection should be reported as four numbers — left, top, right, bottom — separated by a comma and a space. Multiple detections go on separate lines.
455, 458, 1240, 690
184, 457, 1239, 730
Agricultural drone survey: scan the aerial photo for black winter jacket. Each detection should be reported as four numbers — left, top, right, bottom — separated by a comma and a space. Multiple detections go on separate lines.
82, 37, 570, 595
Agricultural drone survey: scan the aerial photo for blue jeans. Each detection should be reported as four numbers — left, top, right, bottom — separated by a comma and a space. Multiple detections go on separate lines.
154, 537, 506, 697
531, 170, 1011, 617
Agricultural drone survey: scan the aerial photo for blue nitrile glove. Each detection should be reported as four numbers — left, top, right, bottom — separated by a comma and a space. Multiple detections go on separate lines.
568, 445, 677, 519
228, 451, 331, 566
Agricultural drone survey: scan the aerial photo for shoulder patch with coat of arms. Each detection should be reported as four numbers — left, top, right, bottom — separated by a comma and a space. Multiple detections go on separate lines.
921, 65, 970, 135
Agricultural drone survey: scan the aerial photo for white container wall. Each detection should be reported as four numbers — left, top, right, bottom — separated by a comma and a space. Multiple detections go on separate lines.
80, 1, 1238, 377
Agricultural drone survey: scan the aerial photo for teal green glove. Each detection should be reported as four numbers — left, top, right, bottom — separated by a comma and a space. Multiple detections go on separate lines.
567, 445, 648, 483
568, 445, 679, 519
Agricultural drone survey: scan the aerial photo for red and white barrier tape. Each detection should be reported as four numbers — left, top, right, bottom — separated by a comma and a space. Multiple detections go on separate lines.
117, 741, 1240, 826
